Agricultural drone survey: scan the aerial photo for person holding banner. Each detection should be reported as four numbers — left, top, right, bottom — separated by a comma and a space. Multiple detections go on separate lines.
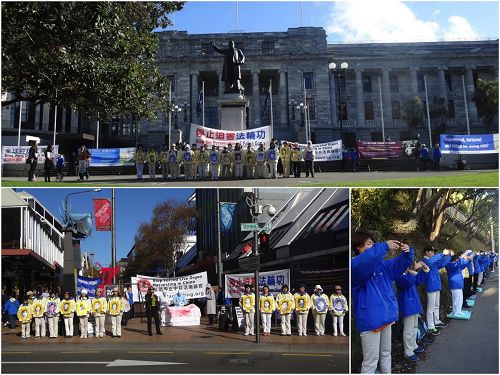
159, 144, 169, 179
290, 144, 302, 178
109, 288, 126, 338
145, 286, 162, 336
310, 285, 330, 336
133, 144, 145, 180
198, 144, 209, 179
330, 285, 348, 336
239, 284, 256, 336
303, 141, 315, 178
77, 289, 92, 338
18, 296, 32, 339
146, 145, 158, 180
259, 285, 275, 336
266, 142, 278, 179
233, 143, 244, 179
279, 142, 291, 178
46, 291, 60, 338
276, 284, 295, 336
294, 285, 311, 336
60, 291, 76, 337
92, 288, 108, 338
244, 144, 256, 178
209, 145, 220, 180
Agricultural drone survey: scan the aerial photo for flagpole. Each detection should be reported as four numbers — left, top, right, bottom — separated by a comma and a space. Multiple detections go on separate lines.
461, 75, 471, 135
303, 79, 308, 142
53, 104, 57, 147
269, 79, 273, 141
424, 75, 432, 147
378, 76, 385, 141
168, 82, 172, 145
202, 81, 205, 127
17, 100, 22, 147
96, 112, 100, 149
216, 189, 223, 288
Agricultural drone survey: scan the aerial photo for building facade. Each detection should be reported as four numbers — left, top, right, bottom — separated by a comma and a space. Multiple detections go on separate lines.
2, 27, 498, 149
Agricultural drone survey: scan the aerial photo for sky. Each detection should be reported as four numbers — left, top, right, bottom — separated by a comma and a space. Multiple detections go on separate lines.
17, 188, 194, 267
162, 1, 499, 43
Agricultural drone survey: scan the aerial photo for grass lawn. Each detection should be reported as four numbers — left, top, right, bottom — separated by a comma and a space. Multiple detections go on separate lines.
308, 171, 499, 187
1, 180, 117, 188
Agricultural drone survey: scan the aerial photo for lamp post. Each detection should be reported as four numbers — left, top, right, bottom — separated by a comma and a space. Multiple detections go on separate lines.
89, 252, 96, 278
288, 99, 297, 122
329, 62, 348, 147
296, 102, 308, 142
173, 104, 182, 129
183, 102, 190, 123
63, 189, 102, 226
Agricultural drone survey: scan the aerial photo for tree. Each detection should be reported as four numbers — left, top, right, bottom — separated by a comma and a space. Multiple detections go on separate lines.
429, 96, 449, 144
1, 2, 184, 121
132, 200, 197, 276
402, 97, 424, 133
473, 79, 499, 133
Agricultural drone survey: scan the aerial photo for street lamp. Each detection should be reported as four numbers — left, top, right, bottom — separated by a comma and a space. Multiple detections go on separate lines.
173, 104, 182, 129
329, 62, 348, 148
63, 189, 102, 226
182, 102, 190, 123
296, 102, 308, 129
288, 99, 298, 121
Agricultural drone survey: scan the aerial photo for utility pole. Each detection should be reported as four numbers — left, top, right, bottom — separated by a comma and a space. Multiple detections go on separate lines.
216, 189, 223, 288
253, 188, 260, 344
111, 188, 116, 284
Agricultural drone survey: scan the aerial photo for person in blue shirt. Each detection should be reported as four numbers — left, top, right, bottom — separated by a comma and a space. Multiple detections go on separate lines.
422, 246, 451, 335
445, 251, 471, 316
396, 260, 430, 362
127, 286, 134, 318
3, 292, 20, 330
352, 231, 413, 374
173, 290, 188, 306
419, 144, 430, 171
432, 144, 442, 171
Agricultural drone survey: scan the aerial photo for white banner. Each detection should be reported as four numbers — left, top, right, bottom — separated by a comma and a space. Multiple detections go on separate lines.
282, 140, 343, 161
225, 269, 290, 298
131, 272, 208, 301
190, 124, 271, 148
2, 145, 60, 164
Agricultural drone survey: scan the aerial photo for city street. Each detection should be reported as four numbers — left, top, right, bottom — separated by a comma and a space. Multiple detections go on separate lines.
1, 316, 349, 374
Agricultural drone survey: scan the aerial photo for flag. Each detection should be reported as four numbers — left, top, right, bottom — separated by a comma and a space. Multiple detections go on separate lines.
93, 198, 112, 231
260, 90, 271, 121
220, 202, 237, 233
196, 90, 204, 118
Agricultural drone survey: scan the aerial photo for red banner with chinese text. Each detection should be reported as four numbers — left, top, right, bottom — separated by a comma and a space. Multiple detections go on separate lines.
93, 199, 112, 231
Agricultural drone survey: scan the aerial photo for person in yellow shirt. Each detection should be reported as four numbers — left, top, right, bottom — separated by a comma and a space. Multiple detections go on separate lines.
92, 288, 108, 338
198, 144, 209, 179
290, 143, 303, 178
311, 285, 331, 336
146, 145, 158, 180
158, 144, 169, 180
256, 143, 267, 178
191, 144, 200, 180
176, 144, 184, 179
133, 144, 145, 180
294, 285, 311, 336
167, 144, 178, 180
77, 289, 92, 338
243, 144, 256, 179
209, 145, 220, 180
108, 288, 126, 338
60, 291, 76, 337
259, 285, 275, 336
279, 142, 291, 178
233, 143, 244, 179
32, 292, 47, 339
330, 285, 349, 336
275, 284, 295, 335
239, 284, 256, 336
45, 291, 60, 338
220, 146, 233, 179
182, 145, 194, 180
18, 296, 32, 339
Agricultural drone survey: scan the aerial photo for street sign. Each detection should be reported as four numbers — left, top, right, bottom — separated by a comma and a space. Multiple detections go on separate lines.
238, 255, 260, 272
240, 223, 269, 232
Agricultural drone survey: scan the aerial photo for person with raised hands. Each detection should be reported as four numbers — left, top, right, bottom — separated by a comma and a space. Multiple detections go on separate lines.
351, 231, 414, 374
422, 246, 452, 336
445, 251, 471, 317
396, 260, 430, 362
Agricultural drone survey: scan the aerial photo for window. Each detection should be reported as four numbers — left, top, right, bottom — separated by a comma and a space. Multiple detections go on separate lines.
417, 73, 425, 92
262, 41, 275, 55
205, 107, 218, 126
166, 75, 176, 92
306, 97, 316, 120
389, 73, 399, 92
303, 72, 315, 90
445, 73, 452, 92
448, 100, 455, 119
392, 101, 401, 119
201, 43, 214, 56
362, 75, 372, 93
364, 101, 374, 121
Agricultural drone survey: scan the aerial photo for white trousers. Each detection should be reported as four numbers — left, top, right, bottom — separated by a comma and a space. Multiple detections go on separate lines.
244, 311, 254, 335
111, 314, 122, 336
79, 316, 89, 338
451, 289, 463, 315
360, 324, 392, 374
64, 316, 73, 336
245, 165, 254, 178
261, 312, 272, 333
34, 317, 46, 337
426, 291, 441, 329
21, 322, 30, 338
210, 164, 219, 179
478, 272, 484, 286
94, 315, 106, 337
136, 162, 144, 178
148, 163, 155, 179
48, 316, 58, 337
403, 314, 419, 356
161, 162, 168, 178
282, 160, 291, 177
297, 312, 309, 335
280, 313, 291, 335
313, 313, 326, 335
268, 161, 277, 178
168, 163, 177, 179
256, 163, 266, 178
184, 163, 193, 180
199, 164, 207, 179
234, 163, 243, 178
333, 314, 345, 336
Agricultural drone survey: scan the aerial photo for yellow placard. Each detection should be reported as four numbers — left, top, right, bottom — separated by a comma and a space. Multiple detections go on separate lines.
92, 299, 104, 314
260, 296, 273, 313
32, 301, 45, 318
279, 299, 292, 314
17, 306, 32, 323
295, 296, 308, 312
77, 301, 89, 316
60, 300, 72, 315
241, 295, 253, 312
109, 299, 121, 315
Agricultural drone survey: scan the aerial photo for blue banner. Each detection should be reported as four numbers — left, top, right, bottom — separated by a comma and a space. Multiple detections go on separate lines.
89, 147, 135, 166
440, 134, 499, 154
220, 203, 237, 233
77, 276, 101, 298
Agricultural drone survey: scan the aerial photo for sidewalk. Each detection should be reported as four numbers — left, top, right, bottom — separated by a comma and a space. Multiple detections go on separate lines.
416, 271, 499, 374
2, 315, 348, 354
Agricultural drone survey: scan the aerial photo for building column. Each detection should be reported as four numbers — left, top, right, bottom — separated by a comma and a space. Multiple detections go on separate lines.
190, 72, 199, 125
355, 68, 364, 127
437, 67, 448, 101
465, 66, 478, 120
382, 69, 392, 127
42, 103, 50, 131
279, 70, 287, 126
409, 67, 418, 96
252, 70, 260, 127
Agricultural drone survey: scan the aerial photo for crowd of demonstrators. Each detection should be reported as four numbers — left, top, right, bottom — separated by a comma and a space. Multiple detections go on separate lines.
351, 230, 499, 374
402, 137, 443, 171
132, 139, 318, 181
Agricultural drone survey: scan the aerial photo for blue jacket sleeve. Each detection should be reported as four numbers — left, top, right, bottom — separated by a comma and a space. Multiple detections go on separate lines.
415, 270, 427, 286
352, 242, 389, 289
396, 272, 414, 290
445, 261, 461, 273
383, 247, 414, 281
425, 253, 443, 266
460, 258, 471, 270
438, 255, 452, 269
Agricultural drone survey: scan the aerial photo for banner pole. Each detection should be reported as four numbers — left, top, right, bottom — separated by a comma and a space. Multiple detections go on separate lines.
168, 82, 172, 145
424, 75, 432, 146
17, 100, 22, 147
461, 75, 471, 135
202, 81, 205, 127
378, 76, 385, 141
216, 189, 223, 288
269, 80, 273, 141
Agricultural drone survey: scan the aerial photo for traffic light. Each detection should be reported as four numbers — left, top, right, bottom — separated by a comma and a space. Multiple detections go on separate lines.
259, 232, 270, 253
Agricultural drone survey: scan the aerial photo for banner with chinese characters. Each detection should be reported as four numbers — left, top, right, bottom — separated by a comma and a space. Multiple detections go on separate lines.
76, 276, 101, 298
440, 134, 499, 154
283, 140, 343, 161
356, 141, 403, 159
93, 198, 112, 231
131, 272, 208, 301
190, 124, 271, 148
2, 145, 59, 164
88, 147, 135, 166
225, 269, 290, 298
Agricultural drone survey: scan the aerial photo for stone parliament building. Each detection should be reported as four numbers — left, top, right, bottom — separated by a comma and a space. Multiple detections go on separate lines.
2, 27, 498, 150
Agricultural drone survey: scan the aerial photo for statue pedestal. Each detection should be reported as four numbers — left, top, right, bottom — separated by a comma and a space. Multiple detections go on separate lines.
218, 94, 248, 131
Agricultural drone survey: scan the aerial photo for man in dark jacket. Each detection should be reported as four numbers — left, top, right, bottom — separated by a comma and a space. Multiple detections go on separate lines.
27, 141, 38, 181
145, 286, 162, 336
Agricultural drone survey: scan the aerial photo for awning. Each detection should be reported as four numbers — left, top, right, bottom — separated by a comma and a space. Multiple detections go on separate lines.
2, 248, 56, 270
1, 189, 28, 208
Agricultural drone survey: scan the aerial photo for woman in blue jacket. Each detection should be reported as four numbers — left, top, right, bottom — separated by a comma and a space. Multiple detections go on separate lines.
3, 292, 20, 330
445, 252, 471, 315
396, 260, 430, 362
352, 231, 413, 374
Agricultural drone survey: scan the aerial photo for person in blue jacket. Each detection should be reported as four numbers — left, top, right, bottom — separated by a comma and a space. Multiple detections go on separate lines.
445, 251, 471, 316
3, 292, 20, 330
173, 290, 188, 306
422, 246, 451, 336
432, 144, 442, 171
396, 260, 430, 362
483, 252, 491, 279
476, 252, 487, 286
462, 250, 474, 308
352, 231, 413, 374
419, 144, 430, 171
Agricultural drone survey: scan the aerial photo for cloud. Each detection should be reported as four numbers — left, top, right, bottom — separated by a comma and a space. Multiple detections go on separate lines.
432, 9, 441, 17
325, 1, 479, 43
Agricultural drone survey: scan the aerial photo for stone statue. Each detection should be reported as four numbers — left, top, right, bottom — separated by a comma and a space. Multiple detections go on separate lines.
212, 41, 245, 94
